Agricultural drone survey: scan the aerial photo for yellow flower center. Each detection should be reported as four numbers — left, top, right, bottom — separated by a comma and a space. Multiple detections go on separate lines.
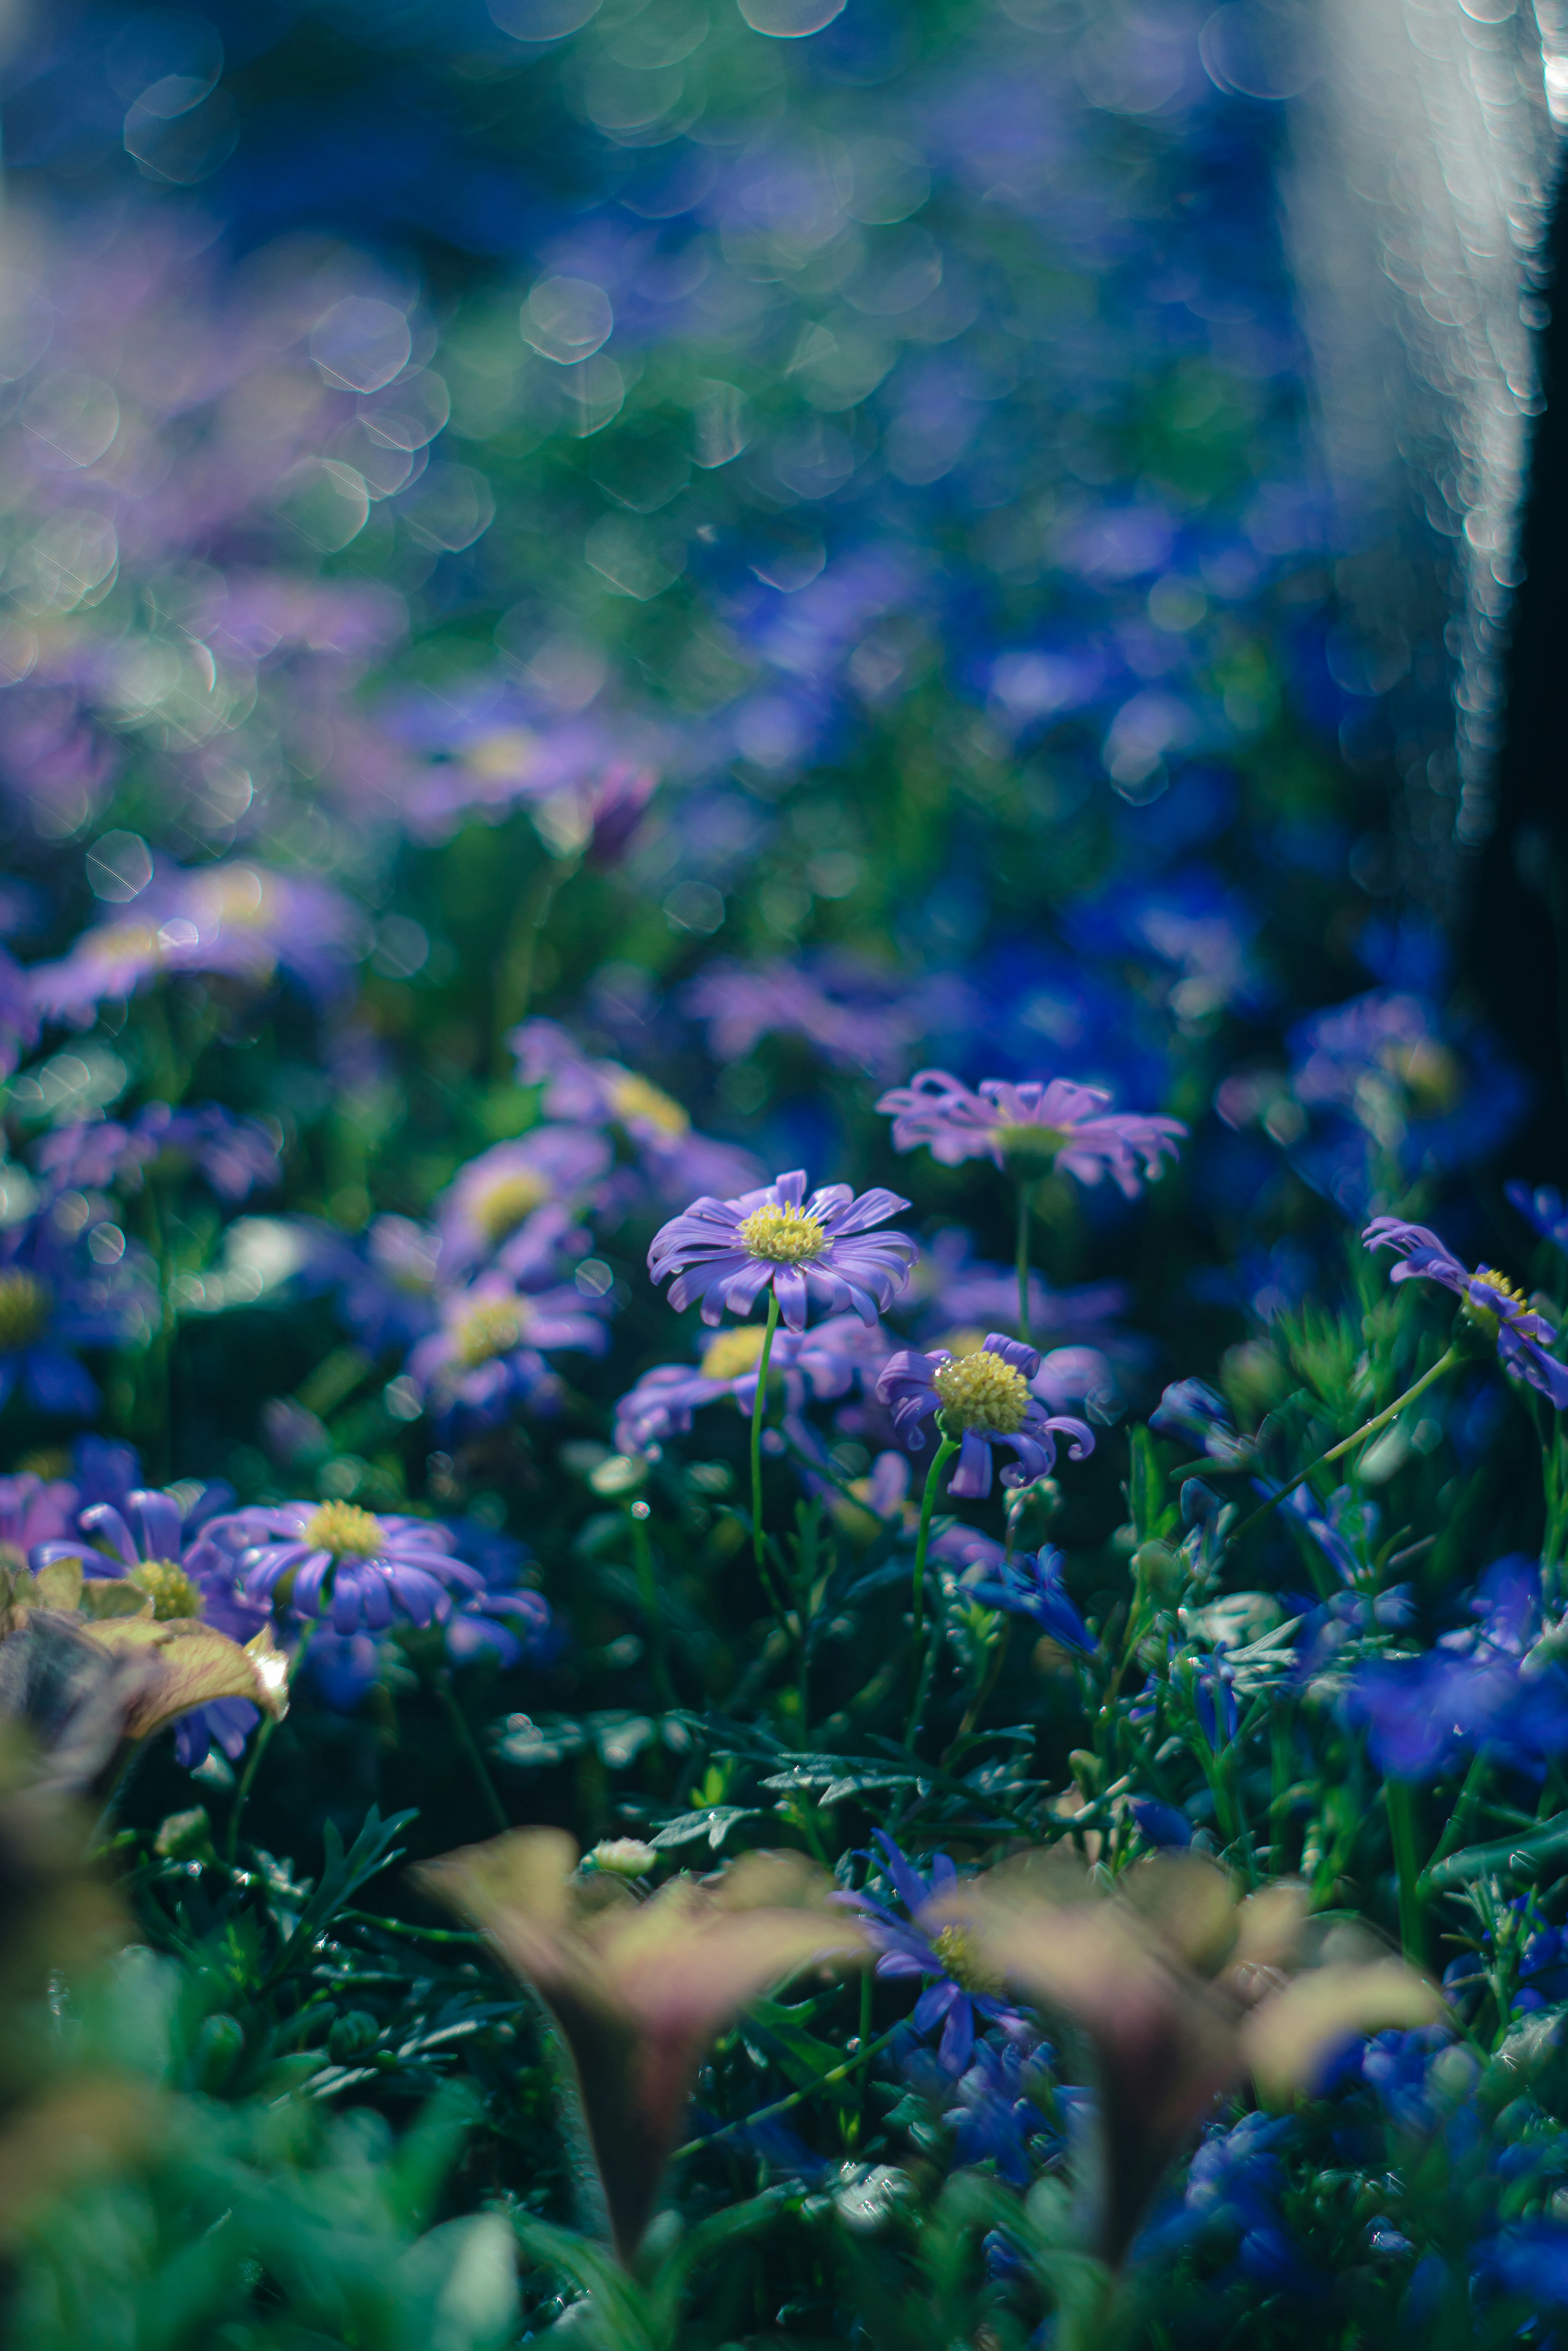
452, 1298, 526, 1368
933, 1349, 1032, 1434
14, 1447, 71, 1480
609, 1073, 690, 1140
933, 1328, 988, 1360
0, 1272, 49, 1353
1461, 1265, 1534, 1344
465, 726, 538, 781
929, 1923, 1002, 1995
1382, 1036, 1461, 1115
701, 1325, 769, 1380
303, 1501, 384, 1558
737, 1203, 827, 1264
991, 1122, 1067, 1161
475, 1169, 551, 1244
128, 1559, 201, 1620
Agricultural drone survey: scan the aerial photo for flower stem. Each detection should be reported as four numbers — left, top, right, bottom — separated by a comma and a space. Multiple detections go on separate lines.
431, 1664, 510, 1837
1227, 1346, 1459, 1548
670, 2022, 903, 2159
1386, 1774, 1427, 1966
750, 1290, 782, 1578
911, 1436, 958, 1643
1016, 1180, 1031, 1345
629, 1502, 677, 1712
226, 1620, 314, 1864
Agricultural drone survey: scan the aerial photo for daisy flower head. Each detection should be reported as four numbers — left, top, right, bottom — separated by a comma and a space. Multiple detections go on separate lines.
878, 1332, 1094, 1499
648, 1169, 915, 1333
434, 1125, 610, 1279
405, 1269, 612, 1432
843, 1832, 1023, 2075
225, 1499, 484, 1634
876, 1070, 1185, 1196
1362, 1216, 1568, 1408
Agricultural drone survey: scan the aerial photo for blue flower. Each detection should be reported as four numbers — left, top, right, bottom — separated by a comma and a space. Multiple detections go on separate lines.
0, 1220, 151, 1419
961, 1546, 1091, 1653
844, 1832, 1022, 2075
1474, 2222, 1568, 2307
222, 1500, 485, 1634
942, 2039, 1054, 2185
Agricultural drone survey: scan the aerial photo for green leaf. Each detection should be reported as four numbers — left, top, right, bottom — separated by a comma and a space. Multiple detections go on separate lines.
1421, 1809, 1568, 1891
647, 1805, 761, 1851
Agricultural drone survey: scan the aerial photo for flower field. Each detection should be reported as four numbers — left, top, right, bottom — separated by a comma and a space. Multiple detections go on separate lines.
0, 2, 1566, 2345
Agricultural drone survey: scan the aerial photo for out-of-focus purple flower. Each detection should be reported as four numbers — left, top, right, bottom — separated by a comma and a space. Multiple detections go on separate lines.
961, 1546, 1092, 1652
299, 1215, 443, 1354
877, 1332, 1093, 1500
613, 1317, 859, 1454
0, 1220, 150, 1419
29, 861, 361, 1025
648, 1169, 915, 1333
1288, 990, 1524, 1178
35, 1486, 270, 1768
442, 1516, 554, 1669
434, 1127, 609, 1278
34, 1103, 283, 1206
1508, 1181, 1568, 1255
511, 1019, 763, 1203
0, 1468, 79, 1564
224, 1499, 484, 1634
405, 1269, 611, 1432
844, 1832, 1023, 2075
683, 954, 968, 1082
911, 1227, 1131, 1351
877, 1071, 1184, 1195
1363, 1217, 1568, 1408
1066, 868, 1267, 1024
305, 1630, 384, 1712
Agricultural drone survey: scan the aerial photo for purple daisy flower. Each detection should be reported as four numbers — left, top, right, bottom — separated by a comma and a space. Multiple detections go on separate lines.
960, 1545, 1092, 1653
1363, 1216, 1568, 1408
648, 1169, 915, 1334
219, 1499, 484, 1635
844, 1832, 1022, 2075
29, 861, 360, 1026
876, 1071, 1185, 1196
35, 1103, 283, 1207
35, 1486, 272, 1768
404, 1269, 610, 1432
876, 1332, 1094, 1500
434, 1126, 610, 1280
